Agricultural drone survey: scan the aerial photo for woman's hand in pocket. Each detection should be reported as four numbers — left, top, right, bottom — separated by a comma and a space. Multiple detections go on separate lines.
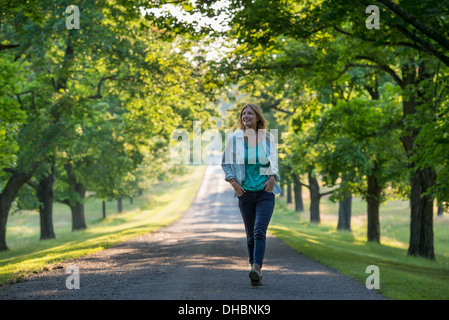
264, 175, 275, 193
231, 180, 246, 197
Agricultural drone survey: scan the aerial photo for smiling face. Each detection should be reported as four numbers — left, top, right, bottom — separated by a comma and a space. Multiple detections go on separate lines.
237, 103, 266, 131
241, 106, 259, 130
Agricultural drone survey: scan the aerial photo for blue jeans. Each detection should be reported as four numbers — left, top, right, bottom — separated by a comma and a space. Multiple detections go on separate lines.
238, 190, 275, 268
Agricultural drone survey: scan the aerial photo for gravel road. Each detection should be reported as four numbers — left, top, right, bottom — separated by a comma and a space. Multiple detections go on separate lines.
0, 163, 386, 301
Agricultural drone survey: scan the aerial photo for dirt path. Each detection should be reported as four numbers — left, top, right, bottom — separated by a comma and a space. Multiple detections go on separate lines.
0, 163, 385, 300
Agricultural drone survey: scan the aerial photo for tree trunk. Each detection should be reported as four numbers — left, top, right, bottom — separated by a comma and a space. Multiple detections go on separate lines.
70, 196, 86, 231
337, 195, 352, 231
308, 172, 321, 223
37, 161, 56, 240
0, 165, 38, 250
337, 177, 352, 231
408, 167, 436, 259
64, 162, 87, 231
286, 182, 292, 204
367, 168, 382, 243
279, 181, 284, 197
117, 198, 123, 213
437, 203, 443, 216
102, 201, 106, 219
292, 174, 304, 212
400, 60, 436, 259
364, 76, 382, 242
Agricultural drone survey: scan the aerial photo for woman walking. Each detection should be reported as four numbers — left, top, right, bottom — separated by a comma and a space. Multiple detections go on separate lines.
221, 103, 281, 286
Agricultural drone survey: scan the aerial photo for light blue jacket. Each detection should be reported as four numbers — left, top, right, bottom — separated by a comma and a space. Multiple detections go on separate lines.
221, 129, 281, 198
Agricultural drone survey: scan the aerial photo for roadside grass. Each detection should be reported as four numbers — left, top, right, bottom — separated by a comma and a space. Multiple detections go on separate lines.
269, 192, 449, 300
0, 165, 207, 285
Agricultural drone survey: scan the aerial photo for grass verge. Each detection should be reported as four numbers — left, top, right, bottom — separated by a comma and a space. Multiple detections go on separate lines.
0, 165, 207, 285
269, 193, 449, 300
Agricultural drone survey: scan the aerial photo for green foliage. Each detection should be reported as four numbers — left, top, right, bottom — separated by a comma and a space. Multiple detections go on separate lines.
316, 94, 408, 201
211, 0, 449, 208
0, 0, 219, 250
0, 55, 27, 177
